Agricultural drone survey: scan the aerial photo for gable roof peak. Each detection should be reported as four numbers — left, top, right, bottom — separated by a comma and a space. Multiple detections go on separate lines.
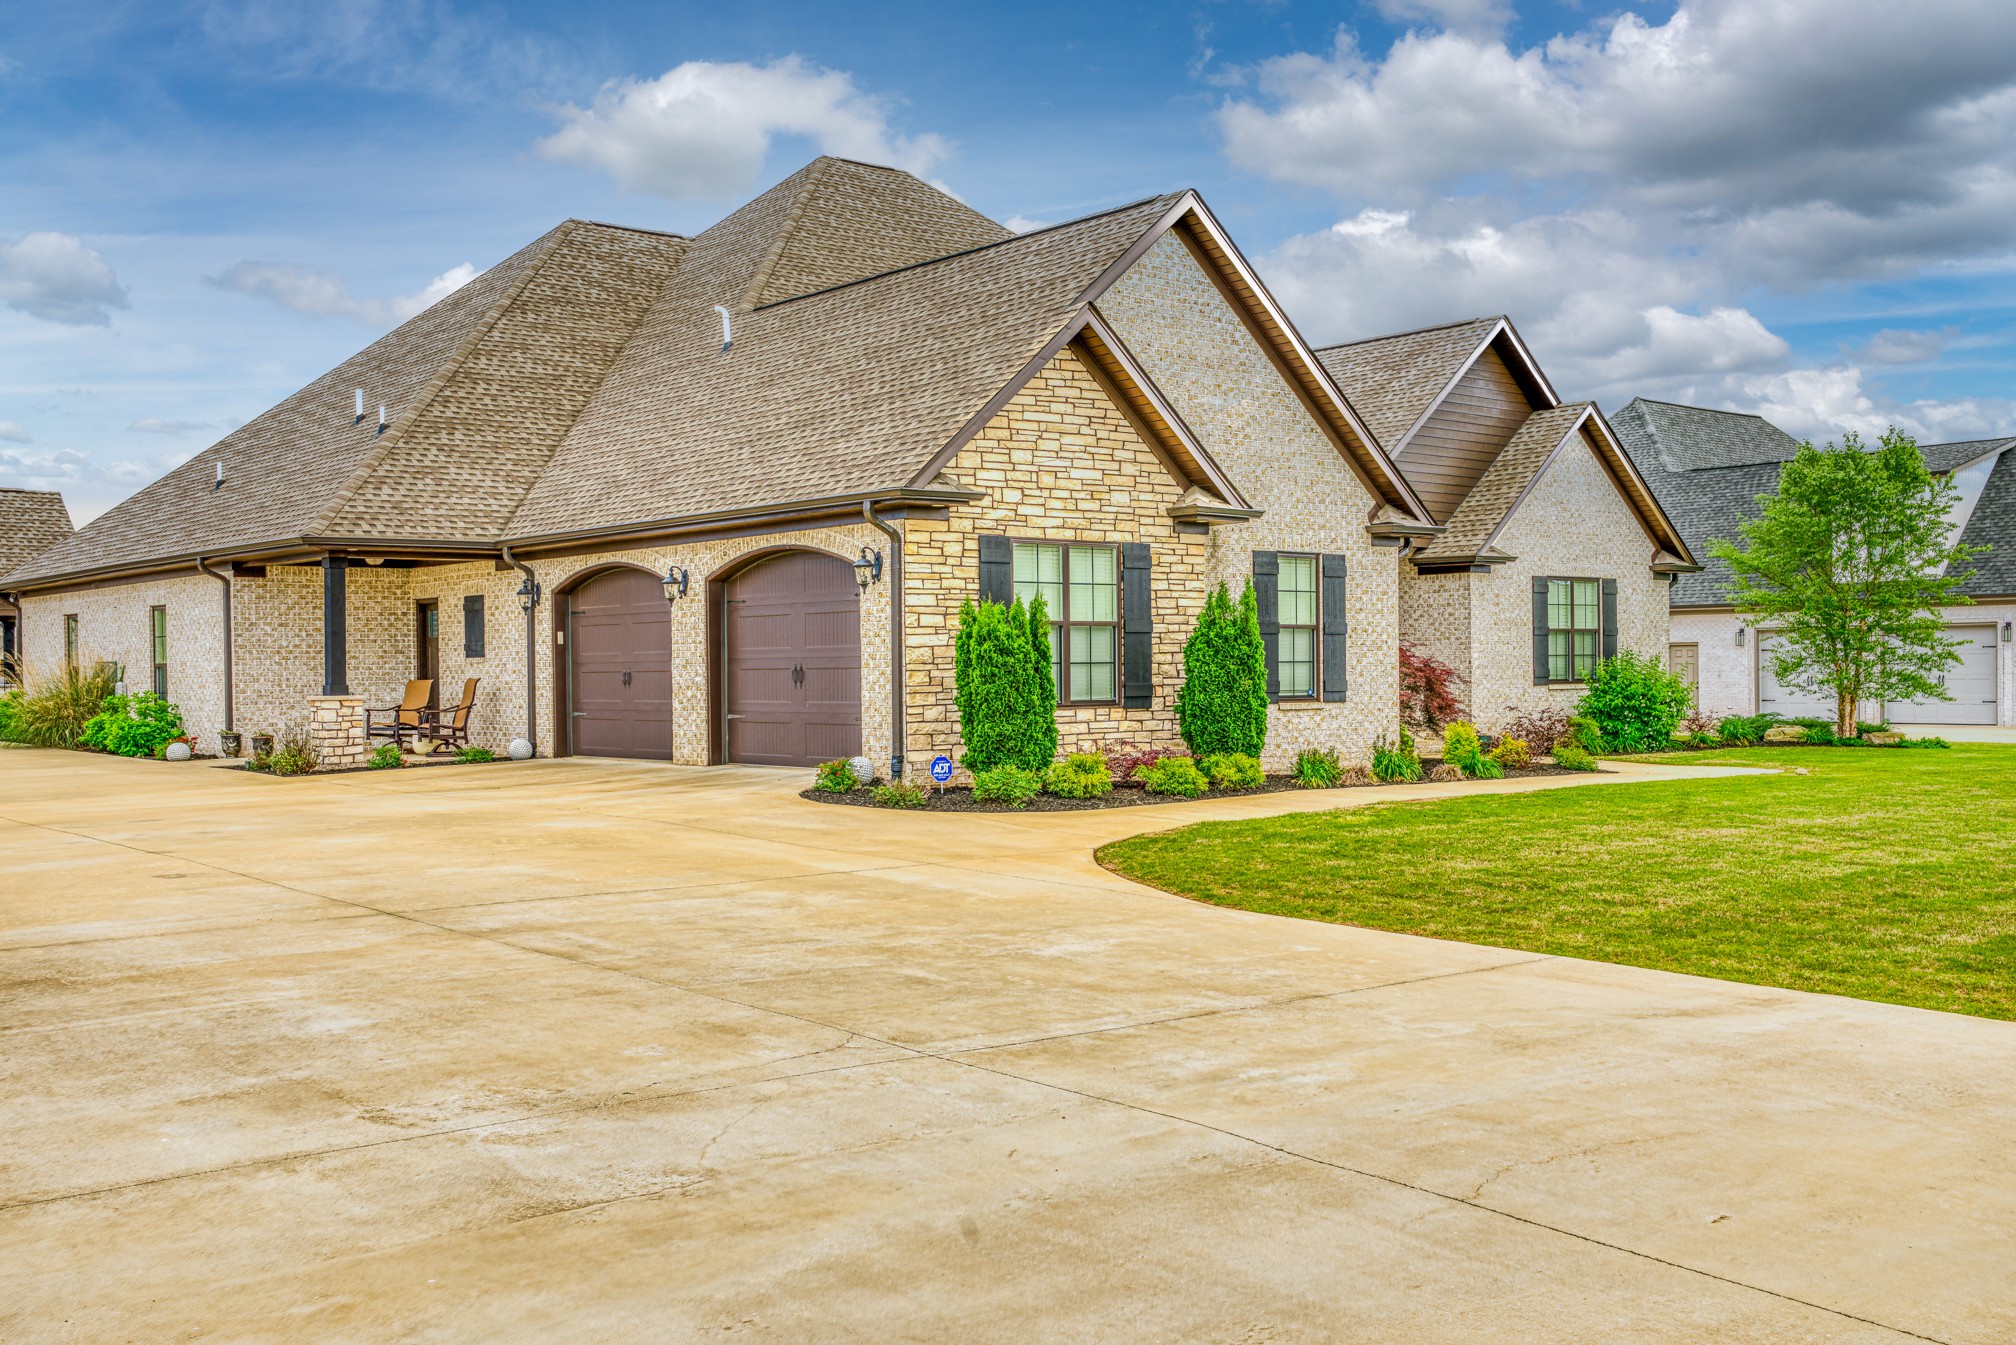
1314, 313, 1504, 354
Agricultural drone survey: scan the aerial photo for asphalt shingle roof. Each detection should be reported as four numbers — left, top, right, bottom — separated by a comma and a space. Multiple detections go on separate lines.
1956, 447, 2016, 597
0, 489, 73, 577
1414, 404, 1590, 562
1313, 316, 1502, 452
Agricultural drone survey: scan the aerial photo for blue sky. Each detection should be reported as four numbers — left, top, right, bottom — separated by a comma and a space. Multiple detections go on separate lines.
5, 0, 2014, 520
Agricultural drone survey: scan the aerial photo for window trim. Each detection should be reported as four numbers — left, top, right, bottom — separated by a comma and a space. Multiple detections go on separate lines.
149, 605, 168, 698
1010, 537, 1122, 706
1540, 575, 1602, 684
1274, 551, 1320, 701
63, 613, 79, 668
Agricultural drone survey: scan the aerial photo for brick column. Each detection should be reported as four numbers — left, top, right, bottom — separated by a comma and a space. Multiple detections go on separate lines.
307, 695, 367, 772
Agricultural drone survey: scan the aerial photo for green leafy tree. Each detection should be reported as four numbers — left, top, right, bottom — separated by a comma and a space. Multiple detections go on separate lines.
1711, 429, 1987, 736
954, 597, 1054, 772
1176, 581, 1268, 758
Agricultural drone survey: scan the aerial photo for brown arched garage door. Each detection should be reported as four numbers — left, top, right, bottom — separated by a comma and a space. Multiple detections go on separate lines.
722, 551, 862, 767
567, 568, 673, 759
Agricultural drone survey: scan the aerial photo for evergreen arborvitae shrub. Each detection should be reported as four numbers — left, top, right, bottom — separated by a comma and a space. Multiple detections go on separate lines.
1176, 581, 1269, 759
1023, 591, 1059, 767
955, 597, 1055, 773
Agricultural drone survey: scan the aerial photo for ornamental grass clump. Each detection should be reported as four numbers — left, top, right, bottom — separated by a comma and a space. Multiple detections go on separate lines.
6, 659, 120, 748
972, 764, 1042, 808
1292, 747, 1344, 789
815, 758, 861, 793
1200, 752, 1264, 790
1716, 713, 1781, 746
249, 732, 317, 776
1371, 732, 1422, 783
1176, 582, 1268, 759
1043, 752, 1113, 798
80, 690, 185, 758
1138, 755, 1209, 798
954, 596, 1056, 772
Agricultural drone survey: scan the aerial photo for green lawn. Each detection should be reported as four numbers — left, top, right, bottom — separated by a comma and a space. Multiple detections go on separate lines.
1098, 744, 2016, 1020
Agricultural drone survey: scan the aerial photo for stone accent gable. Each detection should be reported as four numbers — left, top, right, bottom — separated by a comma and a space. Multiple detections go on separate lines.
904, 347, 1209, 768
1096, 232, 1402, 765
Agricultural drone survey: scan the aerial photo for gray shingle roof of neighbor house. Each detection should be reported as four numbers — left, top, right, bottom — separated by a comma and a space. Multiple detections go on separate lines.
0, 488, 74, 576
4, 155, 1427, 589
1313, 315, 1507, 452
1611, 398, 2016, 603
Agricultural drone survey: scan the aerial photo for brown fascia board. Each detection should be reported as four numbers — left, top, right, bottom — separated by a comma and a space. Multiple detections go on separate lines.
3, 536, 504, 595
498, 486, 985, 556
1582, 406, 1697, 565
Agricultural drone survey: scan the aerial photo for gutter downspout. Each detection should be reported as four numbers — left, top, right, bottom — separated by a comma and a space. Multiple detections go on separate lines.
194, 558, 233, 731
1, 592, 18, 688
500, 545, 539, 754
863, 501, 905, 780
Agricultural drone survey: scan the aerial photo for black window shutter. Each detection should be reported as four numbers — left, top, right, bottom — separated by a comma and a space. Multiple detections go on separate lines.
1320, 554, 1348, 702
463, 594, 485, 659
978, 534, 1014, 605
1252, 551, 1280, 701
1532, 576, 1551, 685
1120, 542, 1153, 708
1601, 579, 1619, 660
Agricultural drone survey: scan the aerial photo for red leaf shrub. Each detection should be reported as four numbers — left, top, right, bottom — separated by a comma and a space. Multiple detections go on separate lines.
1500, 706, 1575, 751
1399, 641, 1466, 731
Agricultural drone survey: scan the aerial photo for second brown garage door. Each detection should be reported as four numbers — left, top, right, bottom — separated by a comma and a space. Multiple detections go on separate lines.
568, 567, 673, 760
722, 551, 862, 767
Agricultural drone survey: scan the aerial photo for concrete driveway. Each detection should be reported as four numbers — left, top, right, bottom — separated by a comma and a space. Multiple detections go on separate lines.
2, 747, 2010, 1344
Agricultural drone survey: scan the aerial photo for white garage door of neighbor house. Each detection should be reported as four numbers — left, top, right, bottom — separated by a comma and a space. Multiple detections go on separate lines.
1758, 636, 1842, 720
1887, 626, 1999, 725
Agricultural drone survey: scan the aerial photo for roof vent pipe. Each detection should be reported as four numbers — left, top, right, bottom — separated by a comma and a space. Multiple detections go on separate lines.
377, 405, 387, 436
213, 461, 225, 491
712, 305, 732, 354
354, 389, 364, 424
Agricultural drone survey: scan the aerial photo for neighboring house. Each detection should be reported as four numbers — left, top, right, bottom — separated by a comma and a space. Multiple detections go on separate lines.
1315, 317, 1697, 734
0, 157, 1434, 773
1612, 397, 2015, 727
0, 488, 74, 685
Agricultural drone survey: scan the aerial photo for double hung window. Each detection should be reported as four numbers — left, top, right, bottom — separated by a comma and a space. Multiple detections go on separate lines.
150, 606, 168, 696
1013, 541, 1119, 703
1546, 578, 1601, 682
1276, 555, 1318, 698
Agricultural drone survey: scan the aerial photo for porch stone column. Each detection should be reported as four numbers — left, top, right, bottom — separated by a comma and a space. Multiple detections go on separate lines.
307, 695, 367, 772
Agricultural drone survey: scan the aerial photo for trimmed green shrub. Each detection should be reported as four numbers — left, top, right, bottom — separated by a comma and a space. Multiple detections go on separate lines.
455, 747, 496, 763
972, 764, 1042, 807
1488, 736, 1532, 769
1292, 747, 1344, 789
1043, 752, 1114, 798
1576, 651, 1693, 753
1371, 733, 1423, 783
815, 758, 861, 793
1175, 581, 1268, 759
1553, 743, 1598, 771
872, 781, 928, 808
954, 597, 1055, 772
80, 691, 185, 758
0, 690, 21, 742
1439, 721, 1492, 777
367, 742, 403, 770
1200, 752, 1265, 790
1567, 714, 1606, 752
1139, 755, 1209, 798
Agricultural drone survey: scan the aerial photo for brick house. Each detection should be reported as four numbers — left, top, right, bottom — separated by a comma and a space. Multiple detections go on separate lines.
1, 157, 1448, 773
1613, 398, 2015, 727
0, 488, 74, 686
1315, 318, 1697, 734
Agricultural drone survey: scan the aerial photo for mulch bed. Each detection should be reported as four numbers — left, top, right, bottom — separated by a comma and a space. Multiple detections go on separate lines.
801, 760, 1593, 812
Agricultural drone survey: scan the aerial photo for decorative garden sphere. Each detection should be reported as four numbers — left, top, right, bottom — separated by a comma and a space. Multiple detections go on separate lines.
507, 737, 534, 761
165, 741, 192, 762
848, 755, 874, 783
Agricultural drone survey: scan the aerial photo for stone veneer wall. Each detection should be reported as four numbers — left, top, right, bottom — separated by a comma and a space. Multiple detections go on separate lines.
904, 347, 1210, 770
18, 575, 227, 745
1096, 232, 1403, 767
1455, 429, 1671, 734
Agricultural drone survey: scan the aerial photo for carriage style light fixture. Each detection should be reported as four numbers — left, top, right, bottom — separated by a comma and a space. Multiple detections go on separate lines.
853, 547, 883, 590
516, 576, 540, 614
1736, 626, 1747, 647
2003, 621, 2012, 643
662, 565, 690, 603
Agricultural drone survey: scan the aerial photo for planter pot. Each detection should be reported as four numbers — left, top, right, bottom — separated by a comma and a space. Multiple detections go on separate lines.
219, 731, 243, 758
250, 733, 274, 758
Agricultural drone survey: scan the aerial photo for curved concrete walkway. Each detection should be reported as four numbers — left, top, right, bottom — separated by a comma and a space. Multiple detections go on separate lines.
0, 747, 2008, 1343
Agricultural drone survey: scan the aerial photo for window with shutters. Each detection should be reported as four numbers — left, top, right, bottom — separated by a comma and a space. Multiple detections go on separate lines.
1544, 578, 1601, 682
1276, 554, 1318, 699
1013, 541, 1118, 704
149, 606, 168, 697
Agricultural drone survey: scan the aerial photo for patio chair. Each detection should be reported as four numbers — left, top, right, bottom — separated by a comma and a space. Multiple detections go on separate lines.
417, 677, 480, 750
365, 679, 433, 748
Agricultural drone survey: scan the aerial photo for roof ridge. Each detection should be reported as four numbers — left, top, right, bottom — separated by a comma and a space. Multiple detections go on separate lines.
750, 192, 1178, 313
738, 157, 830, 313
1629, 396, 1773, 420
568, 218, 687, 240
306, 221, 584, 538
1315, 314, 1502, 353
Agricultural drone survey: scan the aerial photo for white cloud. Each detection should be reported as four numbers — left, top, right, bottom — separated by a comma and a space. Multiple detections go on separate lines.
0, 421, 30, 443
1372, 0, 1511, 36
537, 56, 951, 201
1004, 216, 1052, 234
1857, 328, 1952, 365
127, 418, 215, 435
206, 260, 476, 327
0, 232, 129, 326
0, 445, 158, 522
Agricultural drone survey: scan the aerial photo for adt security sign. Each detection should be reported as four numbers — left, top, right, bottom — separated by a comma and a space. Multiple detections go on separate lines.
929, 755, 954, 784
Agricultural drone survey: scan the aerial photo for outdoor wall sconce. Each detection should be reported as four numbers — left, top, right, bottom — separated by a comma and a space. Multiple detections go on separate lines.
2004, 621, 2012, 643
1735, 626, 1746, 647
662, 565, 690, 603
853, 547, 883, 589
516, 576, 540, 613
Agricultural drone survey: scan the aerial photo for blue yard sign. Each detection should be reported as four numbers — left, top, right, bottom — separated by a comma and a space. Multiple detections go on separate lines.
929, 755, 954, 783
